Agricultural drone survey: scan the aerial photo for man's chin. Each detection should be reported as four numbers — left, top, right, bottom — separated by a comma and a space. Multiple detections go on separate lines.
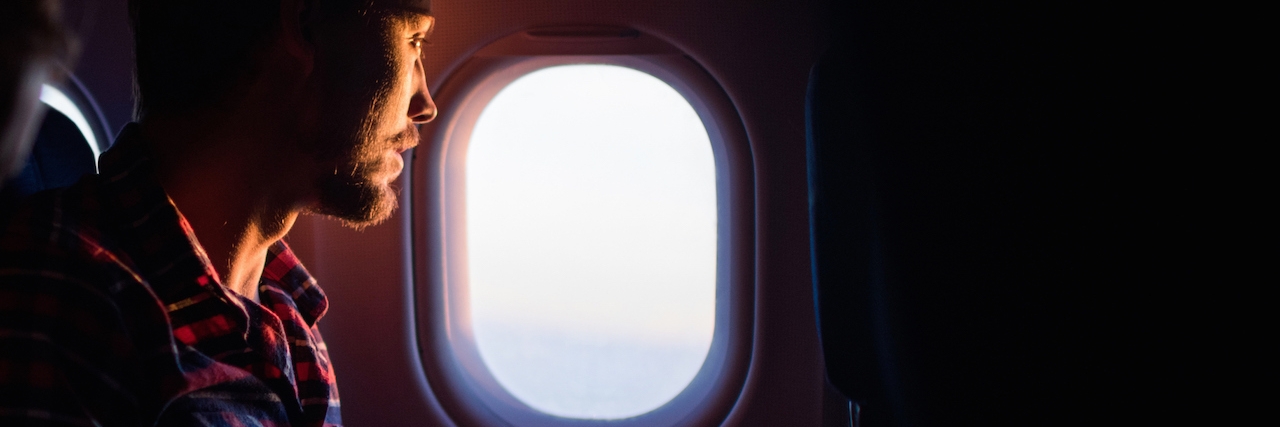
313, 178, 399, 229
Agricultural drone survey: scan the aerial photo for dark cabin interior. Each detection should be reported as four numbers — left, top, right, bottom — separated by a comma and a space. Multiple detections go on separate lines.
5, 0, 1234, 425
810, 1, 1226, 426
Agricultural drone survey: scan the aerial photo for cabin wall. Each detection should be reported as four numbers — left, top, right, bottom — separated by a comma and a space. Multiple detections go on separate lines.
65, 0, 134, 139
52, 0, 1233, 425
58, 1, 834, 424
293, 0, 831, 426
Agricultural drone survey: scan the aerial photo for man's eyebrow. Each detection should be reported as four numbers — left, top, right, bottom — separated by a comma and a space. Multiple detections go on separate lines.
421, 15, 436, 37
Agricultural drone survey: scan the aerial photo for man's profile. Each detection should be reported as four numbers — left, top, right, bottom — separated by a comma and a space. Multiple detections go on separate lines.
0, 0, 435, 424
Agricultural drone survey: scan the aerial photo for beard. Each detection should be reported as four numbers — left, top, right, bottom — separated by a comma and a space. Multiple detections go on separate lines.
309, 123, 417, 229
313, 165, 399, 228
304, 50, 416, 229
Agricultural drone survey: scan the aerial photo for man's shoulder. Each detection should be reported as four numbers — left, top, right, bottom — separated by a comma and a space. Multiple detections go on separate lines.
0, 177, 180, 426
0, 171, 161, 320
1, 174, 132, 274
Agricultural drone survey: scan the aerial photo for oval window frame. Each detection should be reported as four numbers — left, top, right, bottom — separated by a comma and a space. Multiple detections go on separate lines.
41, 73, 112, 166
411, 28, 756, 427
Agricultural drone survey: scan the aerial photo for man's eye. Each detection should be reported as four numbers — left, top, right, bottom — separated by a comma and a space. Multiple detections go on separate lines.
411, 37, 430, 49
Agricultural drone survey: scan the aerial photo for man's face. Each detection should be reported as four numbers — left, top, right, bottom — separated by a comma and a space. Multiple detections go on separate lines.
304, 0, 436, 227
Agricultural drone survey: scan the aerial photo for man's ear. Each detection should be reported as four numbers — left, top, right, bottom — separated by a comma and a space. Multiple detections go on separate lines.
279, 0, 317, 76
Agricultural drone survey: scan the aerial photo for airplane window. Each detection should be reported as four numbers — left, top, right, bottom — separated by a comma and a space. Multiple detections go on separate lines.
40, 84, 101, 166
465, 64, 717, 419
4, 84, 102, 197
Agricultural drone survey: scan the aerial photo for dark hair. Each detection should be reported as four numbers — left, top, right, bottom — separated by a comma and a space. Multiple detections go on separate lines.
129, 0, 282, 117
129, 0, 412, 118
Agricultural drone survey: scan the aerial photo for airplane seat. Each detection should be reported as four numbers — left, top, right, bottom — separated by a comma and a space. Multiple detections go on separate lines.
807, 48, 887, 427
807, 0, 1129, 421
1, 76, 107, 203
1, 108, 97, 198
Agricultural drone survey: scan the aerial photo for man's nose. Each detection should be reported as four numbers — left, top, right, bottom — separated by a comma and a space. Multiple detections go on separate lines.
409, 61, 436, 124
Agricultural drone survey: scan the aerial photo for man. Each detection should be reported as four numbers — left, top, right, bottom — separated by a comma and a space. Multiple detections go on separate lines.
0, 0, 75, 190
0, 0, 436, 424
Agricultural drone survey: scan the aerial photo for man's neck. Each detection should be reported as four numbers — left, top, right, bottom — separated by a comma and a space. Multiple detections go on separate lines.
139, 109, 312, 302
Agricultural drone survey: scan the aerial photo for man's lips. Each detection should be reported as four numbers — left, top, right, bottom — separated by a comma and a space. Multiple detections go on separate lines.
392, 127, 420, 154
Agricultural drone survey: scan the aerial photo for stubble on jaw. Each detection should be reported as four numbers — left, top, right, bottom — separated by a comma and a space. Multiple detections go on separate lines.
311, 177, 399, 230
302, 11, 421, 229
308, 120, 415, 229
306, 74, 402, 229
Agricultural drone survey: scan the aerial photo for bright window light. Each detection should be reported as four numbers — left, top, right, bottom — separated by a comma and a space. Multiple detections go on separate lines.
40, 84, 100, 167
466, 64, 717, 419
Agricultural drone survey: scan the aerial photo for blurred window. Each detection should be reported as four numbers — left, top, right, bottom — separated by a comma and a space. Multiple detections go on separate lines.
465, 64, 718, 419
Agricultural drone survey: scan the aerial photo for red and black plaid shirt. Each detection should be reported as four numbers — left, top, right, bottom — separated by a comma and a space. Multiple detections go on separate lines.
0, 124, 341, 426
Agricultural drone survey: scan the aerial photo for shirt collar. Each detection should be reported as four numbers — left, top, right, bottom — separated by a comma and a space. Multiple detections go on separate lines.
99, 123, 327, 325
263, 240, 328, 326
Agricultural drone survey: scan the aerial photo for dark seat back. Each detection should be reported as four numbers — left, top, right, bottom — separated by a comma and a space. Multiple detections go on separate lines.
3, 108, 97, 197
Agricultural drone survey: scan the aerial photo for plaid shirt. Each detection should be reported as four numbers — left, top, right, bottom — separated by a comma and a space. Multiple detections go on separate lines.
0, 124, 341, 426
